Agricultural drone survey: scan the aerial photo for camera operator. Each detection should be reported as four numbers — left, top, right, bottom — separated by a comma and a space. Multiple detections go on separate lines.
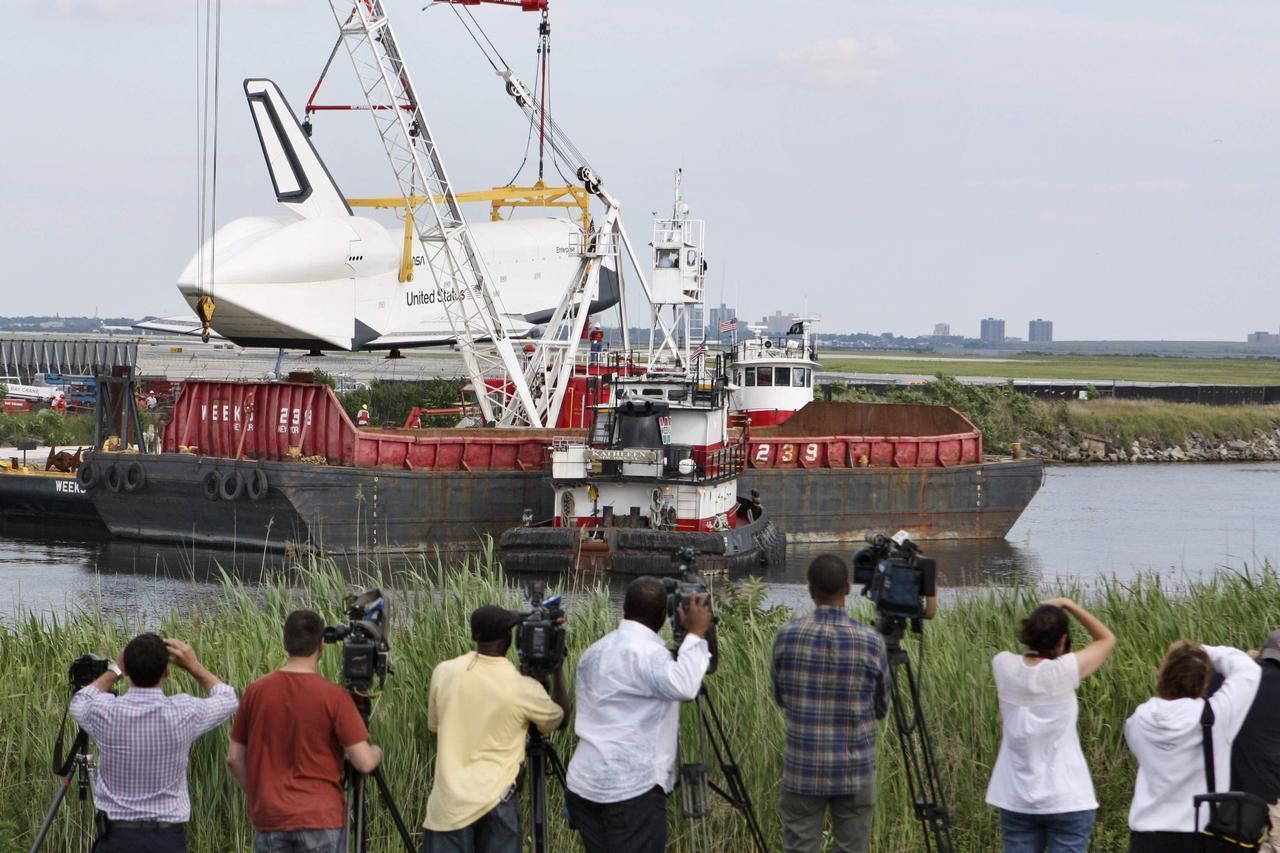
565, 576, 713, 853
770, 554, 889, 853
420, 605, 569, 852
69, 632, 237, 853
227, 609, 383, 853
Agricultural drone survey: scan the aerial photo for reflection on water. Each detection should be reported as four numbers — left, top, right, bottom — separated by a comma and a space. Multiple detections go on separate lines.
4, 462, 1280, 617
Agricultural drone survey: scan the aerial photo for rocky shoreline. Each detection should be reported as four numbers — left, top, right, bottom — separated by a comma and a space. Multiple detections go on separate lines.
1025, 429, 1280, 464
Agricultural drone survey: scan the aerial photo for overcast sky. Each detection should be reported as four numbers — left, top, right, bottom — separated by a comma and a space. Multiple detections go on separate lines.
3, 0, 1279, 341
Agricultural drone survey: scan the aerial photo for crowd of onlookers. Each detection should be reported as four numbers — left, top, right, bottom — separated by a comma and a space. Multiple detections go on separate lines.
986, 598, 1278, 853
60, 552, 1280, 853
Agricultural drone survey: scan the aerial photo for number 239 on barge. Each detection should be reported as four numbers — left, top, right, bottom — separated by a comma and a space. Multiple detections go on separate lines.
497, 362, 785, 577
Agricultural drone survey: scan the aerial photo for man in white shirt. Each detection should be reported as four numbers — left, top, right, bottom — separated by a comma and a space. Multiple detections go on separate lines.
565, 576, 712, 853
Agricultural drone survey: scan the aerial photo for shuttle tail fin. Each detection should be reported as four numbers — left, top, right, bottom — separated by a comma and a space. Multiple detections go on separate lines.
243, 79, 351, 219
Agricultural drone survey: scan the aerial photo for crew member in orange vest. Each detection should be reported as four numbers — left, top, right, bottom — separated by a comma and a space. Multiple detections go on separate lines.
52, 393, 67, 412
356, 403, 370, 427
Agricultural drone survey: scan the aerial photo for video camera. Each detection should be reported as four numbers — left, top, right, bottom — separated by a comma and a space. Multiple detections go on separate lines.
323, 589, 391, 692
516, 582, 567, 682
68, 654, 109, 691
663, 546, 719, 674
852, 530, 937, 622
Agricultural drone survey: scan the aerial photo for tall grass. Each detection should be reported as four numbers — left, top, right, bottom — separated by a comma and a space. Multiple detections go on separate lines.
4, 557, 1280, 852
1061, 398, 1280, 447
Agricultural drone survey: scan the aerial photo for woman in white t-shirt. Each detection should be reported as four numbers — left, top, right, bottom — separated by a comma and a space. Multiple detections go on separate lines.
986, 597, 1117, 853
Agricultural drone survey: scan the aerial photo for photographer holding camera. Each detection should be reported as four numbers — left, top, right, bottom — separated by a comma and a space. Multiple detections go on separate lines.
420, 604, 569, 853
69, 632, 238, 853
771, 554, 890, 853
227, 609, 383, 853
565, 576, 713, 853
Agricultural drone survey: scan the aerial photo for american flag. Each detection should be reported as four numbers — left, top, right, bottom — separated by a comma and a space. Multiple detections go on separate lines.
691, 343, 708, 360
718, 318, 737, 334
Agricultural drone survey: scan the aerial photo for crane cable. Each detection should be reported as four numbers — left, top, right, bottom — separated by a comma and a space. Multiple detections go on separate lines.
194, 0, 223, 342
441, 3, 590, 188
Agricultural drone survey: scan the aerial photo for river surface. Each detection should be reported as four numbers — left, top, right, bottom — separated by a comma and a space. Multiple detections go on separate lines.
2, 463, 1279, 617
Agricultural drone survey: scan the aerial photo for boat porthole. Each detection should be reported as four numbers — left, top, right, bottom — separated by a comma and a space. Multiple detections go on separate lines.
247, 469, 269, 501
76, 462, 99, 490
105, 464, 124, 493
203, 471, 221, 501
123, 461, 147, 493
220, 469, 245, 501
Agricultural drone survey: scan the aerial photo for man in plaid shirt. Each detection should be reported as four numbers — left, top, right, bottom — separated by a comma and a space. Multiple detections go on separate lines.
70, 632, 238, 853
771, 554, 890, 853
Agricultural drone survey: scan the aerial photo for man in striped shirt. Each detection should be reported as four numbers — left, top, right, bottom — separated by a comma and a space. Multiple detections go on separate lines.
771, 554, 889, 853
70, 632, 238, 853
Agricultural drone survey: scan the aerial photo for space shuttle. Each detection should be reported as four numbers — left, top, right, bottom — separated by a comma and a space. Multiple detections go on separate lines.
176, 79, 618, 351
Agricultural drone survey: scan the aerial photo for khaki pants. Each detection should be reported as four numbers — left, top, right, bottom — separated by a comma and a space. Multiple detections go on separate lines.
1261, 801, 1280, 853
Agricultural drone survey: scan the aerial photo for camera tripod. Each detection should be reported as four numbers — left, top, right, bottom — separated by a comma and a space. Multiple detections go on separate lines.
347, 690, 417, 853
30, 725, 95, 853
678, 683, 769, 853
877, 614, 954, 853
526, 725, 569, 853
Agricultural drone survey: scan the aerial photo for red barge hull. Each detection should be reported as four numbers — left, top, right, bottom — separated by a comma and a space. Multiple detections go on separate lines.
77, 382, 1041, 552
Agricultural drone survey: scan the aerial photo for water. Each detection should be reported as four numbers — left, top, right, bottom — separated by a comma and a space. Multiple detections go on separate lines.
4, 463, 1280, 616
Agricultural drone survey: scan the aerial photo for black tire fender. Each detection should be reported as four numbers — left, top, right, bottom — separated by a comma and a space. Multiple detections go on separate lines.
76, 461, 99, 490
219, 469, 245, 501
246, 468, 269, 501
123, 461, 146, 493
105, 464, 124, 493
202, 470, 221, 501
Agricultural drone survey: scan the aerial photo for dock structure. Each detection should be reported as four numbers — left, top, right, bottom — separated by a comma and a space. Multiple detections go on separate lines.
0, 337, 137, 384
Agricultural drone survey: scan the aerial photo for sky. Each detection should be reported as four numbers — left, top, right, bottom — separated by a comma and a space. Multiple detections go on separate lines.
2, 0, 1279, 341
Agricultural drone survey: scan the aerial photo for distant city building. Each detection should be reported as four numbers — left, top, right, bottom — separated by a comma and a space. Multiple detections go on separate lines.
762, 310, 801, 336
1248, 331, 1280, 345
708, 303, 737, 337
1028, 318, 1054, 343
980, 317, 1006, 344
932, 323, 951, 338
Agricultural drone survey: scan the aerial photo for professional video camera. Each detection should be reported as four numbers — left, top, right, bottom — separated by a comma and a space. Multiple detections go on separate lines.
68, 654, 109, 691
663, 546, 719, 674
516, 581, 567, 682
323, 589, 391, 693
851, 530, 937, 622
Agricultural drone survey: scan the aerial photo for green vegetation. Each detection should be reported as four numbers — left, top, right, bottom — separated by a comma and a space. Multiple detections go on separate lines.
338, 378, 468, 428
1061, 398, 1280, 447
822, 352, 1280, 386
4, 555, 1279, 852
0, 411, 95, 449
829, 376, 1280, 454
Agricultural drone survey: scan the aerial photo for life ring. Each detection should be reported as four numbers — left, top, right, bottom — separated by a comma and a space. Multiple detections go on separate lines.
220, 469, 245, 501
105, 464, 124, 493
246, 468, 270, 501
123, 461, 147, 493
76, 462, 99, 490
202, 471, 221, 501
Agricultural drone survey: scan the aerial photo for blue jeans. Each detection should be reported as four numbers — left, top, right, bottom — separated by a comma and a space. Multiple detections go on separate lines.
420, 792, 520, 853
253, 828, 345, 853
999, 808, 1096, 853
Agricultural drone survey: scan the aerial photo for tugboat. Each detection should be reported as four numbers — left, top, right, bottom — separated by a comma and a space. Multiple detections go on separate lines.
497, 364, 785, 576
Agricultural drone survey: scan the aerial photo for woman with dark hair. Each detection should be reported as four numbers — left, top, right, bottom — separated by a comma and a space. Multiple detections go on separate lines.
986, 597, 1116, 852
1125, 640, 1261, 852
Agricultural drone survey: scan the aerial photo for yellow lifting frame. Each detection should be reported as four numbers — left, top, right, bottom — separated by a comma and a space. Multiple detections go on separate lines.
347, 182, 592, 283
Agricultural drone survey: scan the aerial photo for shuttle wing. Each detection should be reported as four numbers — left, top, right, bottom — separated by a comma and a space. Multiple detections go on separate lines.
243, 79, 352, 220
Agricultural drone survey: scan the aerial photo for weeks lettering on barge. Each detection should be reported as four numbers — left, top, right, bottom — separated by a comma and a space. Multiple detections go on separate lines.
199, 403, 314, 435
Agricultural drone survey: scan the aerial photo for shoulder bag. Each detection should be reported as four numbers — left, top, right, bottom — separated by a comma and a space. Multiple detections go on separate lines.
1196, 699, 1270, 852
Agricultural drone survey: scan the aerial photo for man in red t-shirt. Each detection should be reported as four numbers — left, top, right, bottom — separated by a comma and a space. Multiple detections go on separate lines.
228, 610, 383, 852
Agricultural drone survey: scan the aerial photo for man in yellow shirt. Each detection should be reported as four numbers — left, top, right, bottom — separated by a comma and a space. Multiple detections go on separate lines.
422, 605, 569, 852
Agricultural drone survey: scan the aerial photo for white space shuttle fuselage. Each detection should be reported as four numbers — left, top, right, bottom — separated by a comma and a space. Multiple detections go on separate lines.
177, 79, 614, 351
